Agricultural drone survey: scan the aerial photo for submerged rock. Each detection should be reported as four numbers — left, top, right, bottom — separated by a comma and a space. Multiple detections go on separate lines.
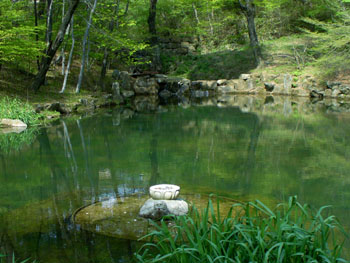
139, 199, 188, 220
73, 194, 238, 240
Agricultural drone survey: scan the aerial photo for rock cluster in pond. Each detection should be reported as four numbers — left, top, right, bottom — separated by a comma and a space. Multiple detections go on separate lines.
70, 194, 235, 241
139, 199, 188, 220
139, 184, 188, 220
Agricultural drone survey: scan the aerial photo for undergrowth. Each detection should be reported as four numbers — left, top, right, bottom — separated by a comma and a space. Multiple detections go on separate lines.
0, 97, 40, 126
135, 196, 348, 263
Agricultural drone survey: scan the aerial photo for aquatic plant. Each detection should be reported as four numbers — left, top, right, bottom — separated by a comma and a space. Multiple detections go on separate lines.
0, 97, 39, 126
135, 196, 348, 263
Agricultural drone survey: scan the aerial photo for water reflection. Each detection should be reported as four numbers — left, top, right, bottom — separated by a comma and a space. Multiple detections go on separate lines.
1, 95, 350, 262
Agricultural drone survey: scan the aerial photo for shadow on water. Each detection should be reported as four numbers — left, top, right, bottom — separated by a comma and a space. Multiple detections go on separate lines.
1, 95, 350, 262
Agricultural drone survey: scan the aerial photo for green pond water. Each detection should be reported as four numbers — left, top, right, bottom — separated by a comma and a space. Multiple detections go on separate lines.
1, 95, 350, 262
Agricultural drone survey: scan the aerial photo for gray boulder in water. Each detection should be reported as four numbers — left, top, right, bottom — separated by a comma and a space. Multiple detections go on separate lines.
139, 198, 188, 220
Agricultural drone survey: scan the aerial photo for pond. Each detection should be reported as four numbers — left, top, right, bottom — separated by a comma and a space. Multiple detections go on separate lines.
1, 95, 350, 262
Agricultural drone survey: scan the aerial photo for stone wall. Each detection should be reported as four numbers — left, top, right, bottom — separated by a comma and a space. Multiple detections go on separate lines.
109, 70, 350, 113
116, 71, 350, 99
158, 37, 197, 55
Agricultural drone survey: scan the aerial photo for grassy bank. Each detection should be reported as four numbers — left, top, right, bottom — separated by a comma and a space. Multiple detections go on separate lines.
161, 28, 350, 86
0, 64, 114, 125
136, 196, 348, 263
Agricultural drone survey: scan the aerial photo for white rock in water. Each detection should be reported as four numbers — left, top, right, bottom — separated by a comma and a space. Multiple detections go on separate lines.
0, 119, 27, 128
139, 198, 188, 220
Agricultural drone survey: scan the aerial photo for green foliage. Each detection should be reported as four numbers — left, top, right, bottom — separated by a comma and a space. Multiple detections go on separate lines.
0, 1, 45, 69
0, 97, 40, 126
301, 18, 350, 79
136, 197, 348, 263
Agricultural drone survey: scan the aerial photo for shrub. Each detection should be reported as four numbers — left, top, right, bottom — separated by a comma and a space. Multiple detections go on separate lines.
0, 97, 39, 126
135, 196, 348, 263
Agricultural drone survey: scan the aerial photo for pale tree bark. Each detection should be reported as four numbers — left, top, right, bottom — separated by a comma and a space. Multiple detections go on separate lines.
60, 16, 75, 93
31, 0, 80, 92
206, 1, 214, 36
192, 3, 200, 24
45, 0, 54, 48
61, 0, 66, 75
76, 0, 98, 93
238, 0, 262, 65
34, 0, 40, 70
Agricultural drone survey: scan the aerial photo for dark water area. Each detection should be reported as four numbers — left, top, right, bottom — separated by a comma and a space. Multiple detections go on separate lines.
1, 95, 350, 262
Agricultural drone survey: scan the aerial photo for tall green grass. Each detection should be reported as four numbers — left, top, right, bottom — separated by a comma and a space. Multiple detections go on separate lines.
0, 97, 39, 126
135, 196, 348, 263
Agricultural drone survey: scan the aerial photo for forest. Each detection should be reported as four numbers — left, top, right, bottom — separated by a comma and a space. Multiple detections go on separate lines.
1, 0, 350, 97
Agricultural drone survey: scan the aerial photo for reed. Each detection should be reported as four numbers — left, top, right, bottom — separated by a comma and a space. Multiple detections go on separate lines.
0, 97, 39, 126
135, 196, 348, 263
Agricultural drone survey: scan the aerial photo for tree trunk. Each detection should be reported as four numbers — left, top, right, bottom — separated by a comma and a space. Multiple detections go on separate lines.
76, 0, 98, 93
99, 47, 109, 91
34, 0, 40, 70
31, 0, 80, 92
61, 0, 66, 75
45, 0, 53, 48
148, 0, 158, 45
239, 0, 261, 65
60, 16, 75, 93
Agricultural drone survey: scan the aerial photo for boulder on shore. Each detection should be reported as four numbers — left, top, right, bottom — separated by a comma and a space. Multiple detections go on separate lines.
0, 119, 27, 128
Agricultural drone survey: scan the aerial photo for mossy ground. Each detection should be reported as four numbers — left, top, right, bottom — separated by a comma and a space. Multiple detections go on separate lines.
161, 33, 350, 86
0, 63, 114, 124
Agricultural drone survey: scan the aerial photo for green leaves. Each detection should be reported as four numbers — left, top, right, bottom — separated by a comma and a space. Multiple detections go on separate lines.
0, 1, 45, 67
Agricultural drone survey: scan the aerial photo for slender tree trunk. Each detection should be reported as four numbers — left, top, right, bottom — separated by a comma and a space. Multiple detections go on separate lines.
31, 0, 80, 92
46, 0, 54, 48
60, 16, 75, 93
148, 0, 158, 44
34, 0, 40, 70
76, 0, 98, 93
207, 2, 214, 36
99, 47, 109, 91
61, 0, 66, 75
238, 0, 261, 65
192, 3, 202, 45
